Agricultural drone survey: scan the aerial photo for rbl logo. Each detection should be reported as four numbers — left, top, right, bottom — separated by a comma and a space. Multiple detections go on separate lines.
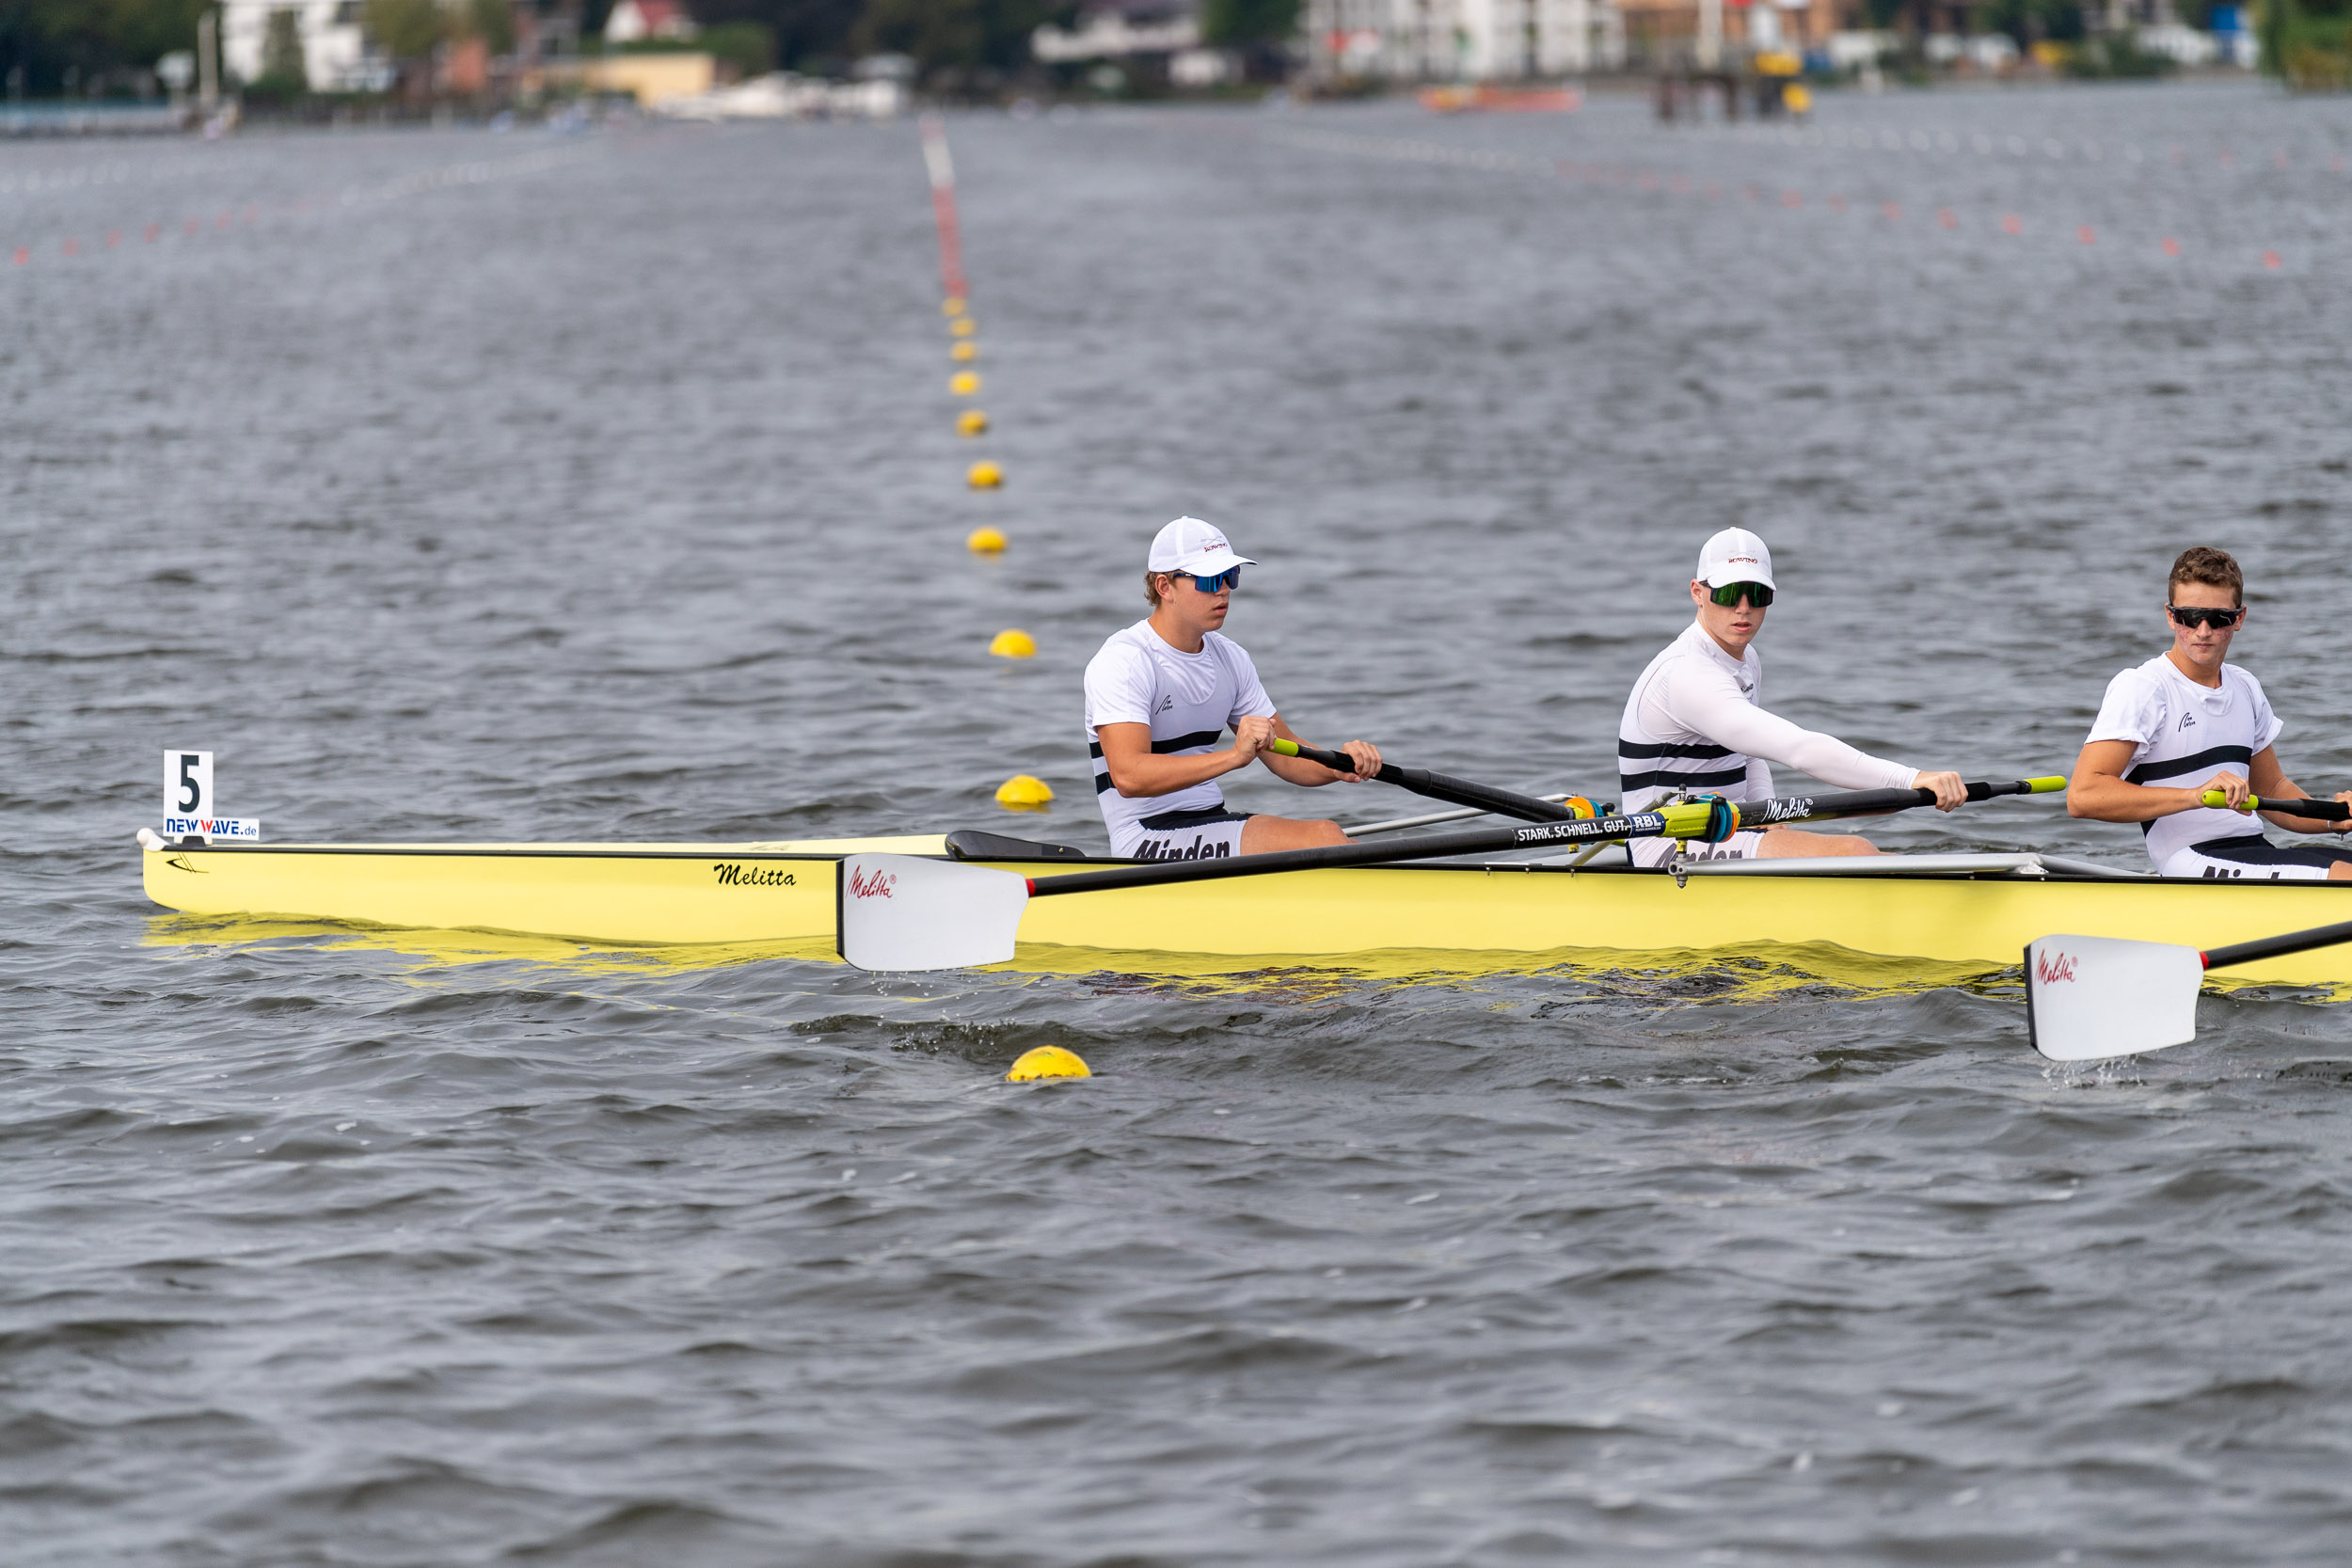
848, 866, 897, 900
2035, 950, 2078, 984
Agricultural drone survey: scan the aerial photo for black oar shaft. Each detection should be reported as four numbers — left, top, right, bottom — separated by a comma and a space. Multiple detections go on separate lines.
2262, 798, 2350, 821
1279, 739, 1585, 824
2203, 919, 2352, 972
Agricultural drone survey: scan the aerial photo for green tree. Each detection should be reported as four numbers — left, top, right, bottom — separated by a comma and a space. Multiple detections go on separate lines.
700, 20, 777, 74
256, 7, 307, 89
362, 0, 448, 61
2260, 0, 2352, 86
680, 0, 866, 72
851, 0, 1057, 77
1200, 0, 1299, 46
0, 0, 215, 97
461, 0, 516, 54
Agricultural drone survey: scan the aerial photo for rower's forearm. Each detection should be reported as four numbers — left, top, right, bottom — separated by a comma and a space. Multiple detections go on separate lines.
1106, 752, 1244, 797
2067, 778, 2200, 823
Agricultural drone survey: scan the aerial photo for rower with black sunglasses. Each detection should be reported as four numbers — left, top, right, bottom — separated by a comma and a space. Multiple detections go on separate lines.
2067, 546, 2352, 879
1614, 528, 1968, 866
1083, 517, 1382, 863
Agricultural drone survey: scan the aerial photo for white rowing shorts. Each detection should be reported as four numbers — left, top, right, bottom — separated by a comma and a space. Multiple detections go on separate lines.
2159, 833, 2352, 881
1121, 805, 1251, 863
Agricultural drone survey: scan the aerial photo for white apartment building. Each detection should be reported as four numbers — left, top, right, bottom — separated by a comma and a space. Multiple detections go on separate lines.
221, 0, 389, 92
1304, 0, 1626, 79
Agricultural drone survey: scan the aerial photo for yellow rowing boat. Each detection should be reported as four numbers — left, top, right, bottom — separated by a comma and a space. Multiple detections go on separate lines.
136, 829, 2352, 988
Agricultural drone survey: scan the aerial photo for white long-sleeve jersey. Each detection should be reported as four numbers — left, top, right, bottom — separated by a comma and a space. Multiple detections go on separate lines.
1617, 622, 1919, 865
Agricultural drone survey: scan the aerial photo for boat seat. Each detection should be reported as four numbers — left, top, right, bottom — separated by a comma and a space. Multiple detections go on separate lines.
944, 829, 1090, 863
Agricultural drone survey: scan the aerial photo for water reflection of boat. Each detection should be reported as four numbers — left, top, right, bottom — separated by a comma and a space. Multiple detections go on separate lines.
136, 831, 2352, 986
1418, 85, 1581, 114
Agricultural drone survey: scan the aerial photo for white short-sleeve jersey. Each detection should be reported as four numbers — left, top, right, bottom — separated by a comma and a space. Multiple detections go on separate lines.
1084, 621, 1274, 856
2086, 655, 2282, 871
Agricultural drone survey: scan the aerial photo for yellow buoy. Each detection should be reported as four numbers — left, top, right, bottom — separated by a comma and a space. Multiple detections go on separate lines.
957, 408, 990, 437
1783, 83, 1813, 116
1007, 1045, 1089, 1081
967, 524, 1007, 553
989, 628, 1036, 657
967, 459, 1004, 489
942, 295, 966, 317
950, 341, 977, 363
951, 316, 977, 338
950, 371, 980, 397
994, 773, 1055, 809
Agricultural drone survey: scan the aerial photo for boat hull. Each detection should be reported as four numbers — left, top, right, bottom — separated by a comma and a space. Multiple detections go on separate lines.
139, 840, 2352, 986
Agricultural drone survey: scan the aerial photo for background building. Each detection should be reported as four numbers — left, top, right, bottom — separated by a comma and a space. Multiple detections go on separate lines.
221, 0, 388, 92
1304, 0, 1628, 80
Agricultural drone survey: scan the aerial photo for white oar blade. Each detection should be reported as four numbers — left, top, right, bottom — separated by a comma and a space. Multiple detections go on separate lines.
2026, 934, 2203, 1062
837, 853, 1029, 972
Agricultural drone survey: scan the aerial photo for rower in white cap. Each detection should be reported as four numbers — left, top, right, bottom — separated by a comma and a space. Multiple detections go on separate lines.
1084, 517, 1383, 862
1615, 528, 1966, 864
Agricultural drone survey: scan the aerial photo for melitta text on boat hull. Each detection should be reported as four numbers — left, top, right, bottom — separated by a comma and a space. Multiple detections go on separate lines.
138, 831, 2352, 986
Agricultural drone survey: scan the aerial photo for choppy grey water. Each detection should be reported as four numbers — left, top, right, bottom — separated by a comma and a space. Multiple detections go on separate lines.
8, 81, 2352, 1565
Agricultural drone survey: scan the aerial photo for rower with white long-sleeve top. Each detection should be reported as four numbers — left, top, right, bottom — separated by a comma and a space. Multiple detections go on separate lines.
1616, 529, 1968, 866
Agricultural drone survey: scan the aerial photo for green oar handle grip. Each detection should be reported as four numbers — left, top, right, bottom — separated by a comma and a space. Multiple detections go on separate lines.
1974, 775, 2068, 801
2198, 790, 2350, 820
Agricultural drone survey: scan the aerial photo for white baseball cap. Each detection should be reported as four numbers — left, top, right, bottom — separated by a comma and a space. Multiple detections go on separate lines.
1694, 528, 1774, 590
1148, 516, 1256, 577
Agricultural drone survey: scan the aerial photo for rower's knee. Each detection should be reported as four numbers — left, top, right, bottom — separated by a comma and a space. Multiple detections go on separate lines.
1759, 826, 1878, 860
1239, 815, 1349, 854
2329, 861, 2352, 881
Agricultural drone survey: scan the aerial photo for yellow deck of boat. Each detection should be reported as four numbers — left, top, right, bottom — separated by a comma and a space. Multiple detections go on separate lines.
137, 833, 2352, 988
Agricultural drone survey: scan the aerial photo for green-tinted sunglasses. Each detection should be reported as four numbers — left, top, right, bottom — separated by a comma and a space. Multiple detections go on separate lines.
1708, 580, 1774, 609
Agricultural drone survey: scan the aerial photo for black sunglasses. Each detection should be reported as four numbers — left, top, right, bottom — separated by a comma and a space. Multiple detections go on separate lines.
2168, 604, 2244, 630
1707, 580, 1774, 609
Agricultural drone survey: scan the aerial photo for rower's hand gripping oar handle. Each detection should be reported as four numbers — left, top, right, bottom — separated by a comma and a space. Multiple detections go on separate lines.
1268, 737, 1600, 824
2198, 790, 2352, 821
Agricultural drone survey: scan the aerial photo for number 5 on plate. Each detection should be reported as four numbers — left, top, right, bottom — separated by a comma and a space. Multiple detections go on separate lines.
167, 750, 212, 818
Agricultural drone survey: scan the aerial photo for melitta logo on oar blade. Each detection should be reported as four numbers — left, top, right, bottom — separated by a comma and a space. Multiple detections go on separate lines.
2033, 949, 2079, 985
847, 865, 897, 899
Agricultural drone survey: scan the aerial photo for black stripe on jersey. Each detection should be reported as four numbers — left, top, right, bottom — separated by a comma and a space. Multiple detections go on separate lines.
1089, 730, 1226, 761
1619, 765, 1752, 792
2125, 744, 2253, 785
1618, 739, 1737, 761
